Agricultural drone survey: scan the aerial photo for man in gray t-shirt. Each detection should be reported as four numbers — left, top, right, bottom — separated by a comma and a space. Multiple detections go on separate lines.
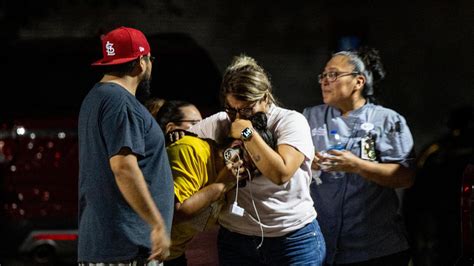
78, 26, 174, 264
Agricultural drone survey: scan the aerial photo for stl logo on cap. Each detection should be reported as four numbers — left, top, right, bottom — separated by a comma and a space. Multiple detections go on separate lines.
92, 26, 151, 66
106, 41, 115, 56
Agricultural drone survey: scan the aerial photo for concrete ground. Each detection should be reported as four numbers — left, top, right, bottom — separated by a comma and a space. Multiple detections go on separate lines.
185, 226, 220, 266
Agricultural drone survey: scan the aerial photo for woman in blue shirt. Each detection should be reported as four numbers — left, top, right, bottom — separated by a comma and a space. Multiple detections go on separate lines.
303, 47, 415, 265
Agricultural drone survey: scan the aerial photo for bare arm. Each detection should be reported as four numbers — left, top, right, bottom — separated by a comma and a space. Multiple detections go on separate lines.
173, 160, 240, 222
174, 183, 225, 221
321, 149, 415, 188
231, 119, 305, 185
110, 148, 170, 261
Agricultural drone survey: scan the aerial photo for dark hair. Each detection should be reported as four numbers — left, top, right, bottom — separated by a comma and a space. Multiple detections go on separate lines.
93, 58, 140, 76
221, 112, 276, 150
154, 100, 195, 132
333, 47, 386, 103
239, 112, 276, 178
250, 112, 276, 149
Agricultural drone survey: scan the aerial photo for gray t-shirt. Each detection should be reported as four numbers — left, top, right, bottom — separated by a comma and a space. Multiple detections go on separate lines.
78, 83, 174, 262
303, 103, 415, 264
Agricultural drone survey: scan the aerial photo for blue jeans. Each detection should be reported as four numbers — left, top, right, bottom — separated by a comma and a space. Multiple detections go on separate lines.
218, 219, 326, 265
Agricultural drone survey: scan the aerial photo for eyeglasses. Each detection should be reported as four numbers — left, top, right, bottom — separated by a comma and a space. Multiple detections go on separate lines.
172, 119, 201, 125
318, 71, 359, 83
224, 101, 258, 118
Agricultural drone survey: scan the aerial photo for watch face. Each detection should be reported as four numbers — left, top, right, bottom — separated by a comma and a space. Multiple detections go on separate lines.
242, 127, 253, 140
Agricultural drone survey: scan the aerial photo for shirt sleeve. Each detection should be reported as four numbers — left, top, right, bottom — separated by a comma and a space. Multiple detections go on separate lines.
101, 101, 146, 158
377, 112, 415, 168
167, 143, 209, 203
189, 112, 231, 144
275, 111, 315, 160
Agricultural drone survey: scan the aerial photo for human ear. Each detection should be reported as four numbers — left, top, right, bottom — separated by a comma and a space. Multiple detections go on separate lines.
165, 122, 176, 133
355, 75, 366, 90
139, 56, 147, 72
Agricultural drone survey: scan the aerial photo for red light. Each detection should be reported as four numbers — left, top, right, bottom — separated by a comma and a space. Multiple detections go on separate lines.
464, 186, 471, 193
33, 233, 78, 241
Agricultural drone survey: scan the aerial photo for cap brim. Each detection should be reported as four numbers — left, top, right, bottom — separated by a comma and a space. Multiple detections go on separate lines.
91, 56, 139, 66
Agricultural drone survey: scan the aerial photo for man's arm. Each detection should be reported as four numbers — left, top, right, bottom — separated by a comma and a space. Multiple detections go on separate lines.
109, 147, 170, 261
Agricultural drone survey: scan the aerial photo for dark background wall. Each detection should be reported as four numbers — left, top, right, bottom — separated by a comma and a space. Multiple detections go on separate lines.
1, 0, 473, 152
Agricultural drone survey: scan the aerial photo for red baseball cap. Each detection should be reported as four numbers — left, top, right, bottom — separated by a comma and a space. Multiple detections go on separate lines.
92, 26, 151, 66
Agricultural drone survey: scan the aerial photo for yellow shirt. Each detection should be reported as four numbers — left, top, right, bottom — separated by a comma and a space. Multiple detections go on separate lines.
166, 136, 219, 260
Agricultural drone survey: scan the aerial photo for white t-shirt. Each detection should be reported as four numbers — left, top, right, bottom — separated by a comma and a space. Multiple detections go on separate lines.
190, 104, 317, 237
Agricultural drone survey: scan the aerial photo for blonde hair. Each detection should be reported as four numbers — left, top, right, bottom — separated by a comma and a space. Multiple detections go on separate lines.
221, 54, 276, 105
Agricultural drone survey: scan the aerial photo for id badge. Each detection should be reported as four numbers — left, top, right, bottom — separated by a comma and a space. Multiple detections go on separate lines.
361, 134, 376, 161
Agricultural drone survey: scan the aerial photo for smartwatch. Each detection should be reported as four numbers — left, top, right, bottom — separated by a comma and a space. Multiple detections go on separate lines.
241, 127, 253, 141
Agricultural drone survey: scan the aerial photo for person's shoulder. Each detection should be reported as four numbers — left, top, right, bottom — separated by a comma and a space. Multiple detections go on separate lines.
302, 104, 327, 117
167, 136, 212, 160
90, 83, 133, 107
170, 135, 209, 149
302, 104, 326, 112
270, 105, 309, 125
203, 111, 229, 122
368, 104, 411, 129
188, 111, 230, 141
190, 111, 229, 129
369, 104, 406, 119
93, 82, 123, 95
271, 105, 300, 118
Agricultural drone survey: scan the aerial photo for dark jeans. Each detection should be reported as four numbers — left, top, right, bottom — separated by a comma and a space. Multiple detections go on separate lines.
218, 219, 326, 265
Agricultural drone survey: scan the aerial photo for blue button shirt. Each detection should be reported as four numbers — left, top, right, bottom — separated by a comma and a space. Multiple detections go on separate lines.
303, 103, 415, 264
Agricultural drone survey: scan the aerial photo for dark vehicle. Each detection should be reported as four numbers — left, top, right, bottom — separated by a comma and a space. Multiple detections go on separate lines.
0, 117, 79, 264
